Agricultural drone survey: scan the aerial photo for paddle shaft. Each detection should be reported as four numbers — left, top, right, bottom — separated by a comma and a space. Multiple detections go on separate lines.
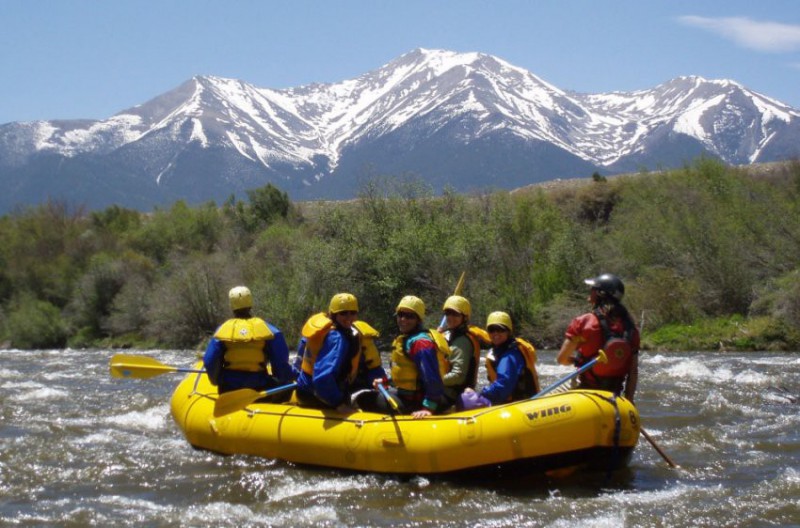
641, 427, 679, 468
532, 350, 607, 399
213, 382, 298, 417
377, 383, 401, 412
264, 382, 298, 397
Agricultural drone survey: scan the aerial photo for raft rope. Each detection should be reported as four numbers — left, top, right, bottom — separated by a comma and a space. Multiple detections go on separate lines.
592, 392, 622, 478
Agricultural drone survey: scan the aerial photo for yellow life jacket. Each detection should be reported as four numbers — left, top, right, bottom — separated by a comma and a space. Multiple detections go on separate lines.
300, 314, 378, 383
353, 320, 382, 376
390, 329, 451, 392
215, 317, 274, 372
486, 337, 540, 396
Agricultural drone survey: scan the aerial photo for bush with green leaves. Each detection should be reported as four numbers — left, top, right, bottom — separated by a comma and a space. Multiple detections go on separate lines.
0, 160, 798, 350
3, 293, 68, 349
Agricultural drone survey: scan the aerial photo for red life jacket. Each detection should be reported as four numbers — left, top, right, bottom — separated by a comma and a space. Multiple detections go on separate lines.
578, 308, 634, 391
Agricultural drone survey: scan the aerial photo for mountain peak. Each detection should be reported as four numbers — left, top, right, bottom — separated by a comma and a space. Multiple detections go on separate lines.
1, 48, 798, 213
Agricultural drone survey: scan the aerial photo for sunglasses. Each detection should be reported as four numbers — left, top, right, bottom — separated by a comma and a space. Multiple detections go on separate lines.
396, 311, 417, 320
336, 311, 358, 316
487, 326, 509, 334
444, 309, 462, 316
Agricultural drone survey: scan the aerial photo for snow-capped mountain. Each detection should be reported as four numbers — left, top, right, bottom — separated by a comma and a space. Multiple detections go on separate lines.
1, 48, 798, 212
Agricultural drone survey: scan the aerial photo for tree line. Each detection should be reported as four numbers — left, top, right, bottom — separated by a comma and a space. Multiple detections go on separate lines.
1, 158, 798, 352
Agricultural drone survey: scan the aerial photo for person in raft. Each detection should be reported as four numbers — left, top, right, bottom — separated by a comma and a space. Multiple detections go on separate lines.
556, 273, 640, 401
295, 293, 386, 413
369, 295, 450, 418
460, 311, 540, 409
439, 295, 490, 408
203, 286, 294, 400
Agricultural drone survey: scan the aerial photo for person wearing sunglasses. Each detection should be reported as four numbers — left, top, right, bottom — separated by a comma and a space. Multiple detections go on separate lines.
379, 295, 450, 418
296, 293, 386, 413
460, 311, 539, 409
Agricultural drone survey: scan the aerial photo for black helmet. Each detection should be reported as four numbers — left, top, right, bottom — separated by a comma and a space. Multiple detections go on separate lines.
584, 273, 625, 301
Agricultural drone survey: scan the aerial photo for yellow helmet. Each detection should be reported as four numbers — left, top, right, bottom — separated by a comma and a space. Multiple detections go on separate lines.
329, 293, 358, 314
443, 295, 471, 318
229, 286, 253, 311
396, 295, 425, 319
486, 311, 513, 332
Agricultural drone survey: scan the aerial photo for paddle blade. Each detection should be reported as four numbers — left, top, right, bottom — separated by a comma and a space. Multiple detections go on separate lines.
109, 354, 178, 379
214, 388, 263, 417
453, 271, 466, 296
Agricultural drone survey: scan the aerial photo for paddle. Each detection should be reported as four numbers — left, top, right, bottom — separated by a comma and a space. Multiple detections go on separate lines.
377, 382, 401, 413
531, 350, 608, 399
640, 427, 679, 468
213, 382, 298, 417
438, 271, 467, 330
109, 354, 205, 379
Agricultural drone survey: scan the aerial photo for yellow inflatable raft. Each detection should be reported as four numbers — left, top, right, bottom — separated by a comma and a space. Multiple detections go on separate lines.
170, 369, 640, 476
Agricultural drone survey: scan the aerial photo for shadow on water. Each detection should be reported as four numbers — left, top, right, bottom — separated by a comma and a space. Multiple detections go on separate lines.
281, 455, 638, 499
437, 466, 638, 498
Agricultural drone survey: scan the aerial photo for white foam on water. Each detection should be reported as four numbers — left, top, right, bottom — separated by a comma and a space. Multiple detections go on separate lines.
103, 403, 170, 431
41, 370, 85, 381
184, 501, 307, 526
780, 466, 799, 483
0, 368, 21, 379
732, 369, 772, 385
2, 380, 46, 390
664, 359, 767, 386
701, 390, 731, 409
644, 353, 684, 365
268, 472, 374, 501
763, 391, 796, 404
666, 359, 714, 380
548, 511, 625, 528
8, 387, 70, 402
611, 482, 701, 506
97, 494, 173, 516
72, 431, 116, 446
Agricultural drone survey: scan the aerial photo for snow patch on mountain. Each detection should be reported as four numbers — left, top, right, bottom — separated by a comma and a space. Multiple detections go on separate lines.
2, 48, 799, 182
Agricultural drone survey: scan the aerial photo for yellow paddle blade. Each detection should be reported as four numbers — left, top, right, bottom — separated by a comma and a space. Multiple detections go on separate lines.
453, 271, 466, 296
596, 349, 608, 364
109, 354, 179, 379
214, 388, 263, 417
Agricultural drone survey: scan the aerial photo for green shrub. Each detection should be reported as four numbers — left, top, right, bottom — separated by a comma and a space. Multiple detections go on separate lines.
4, 294, 68, 349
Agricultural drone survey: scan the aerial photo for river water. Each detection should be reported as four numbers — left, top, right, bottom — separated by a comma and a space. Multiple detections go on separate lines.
1, 348, 798, 527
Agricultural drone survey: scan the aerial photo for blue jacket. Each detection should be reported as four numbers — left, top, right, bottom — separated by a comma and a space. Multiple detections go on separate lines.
203, 320, 293, 392
480, 340, 526, 404
296, 328, 355, 407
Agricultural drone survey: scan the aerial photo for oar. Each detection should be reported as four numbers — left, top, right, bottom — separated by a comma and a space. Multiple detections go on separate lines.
640, 427, 679, 468
213, 382, 298, 417
438, 271, 467, 329
377, 383, 401, 413
109, 354, 204, 379
531, 350, 608, 399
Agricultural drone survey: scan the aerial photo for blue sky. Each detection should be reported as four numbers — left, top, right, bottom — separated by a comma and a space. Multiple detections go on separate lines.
1, 1, 798, 124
